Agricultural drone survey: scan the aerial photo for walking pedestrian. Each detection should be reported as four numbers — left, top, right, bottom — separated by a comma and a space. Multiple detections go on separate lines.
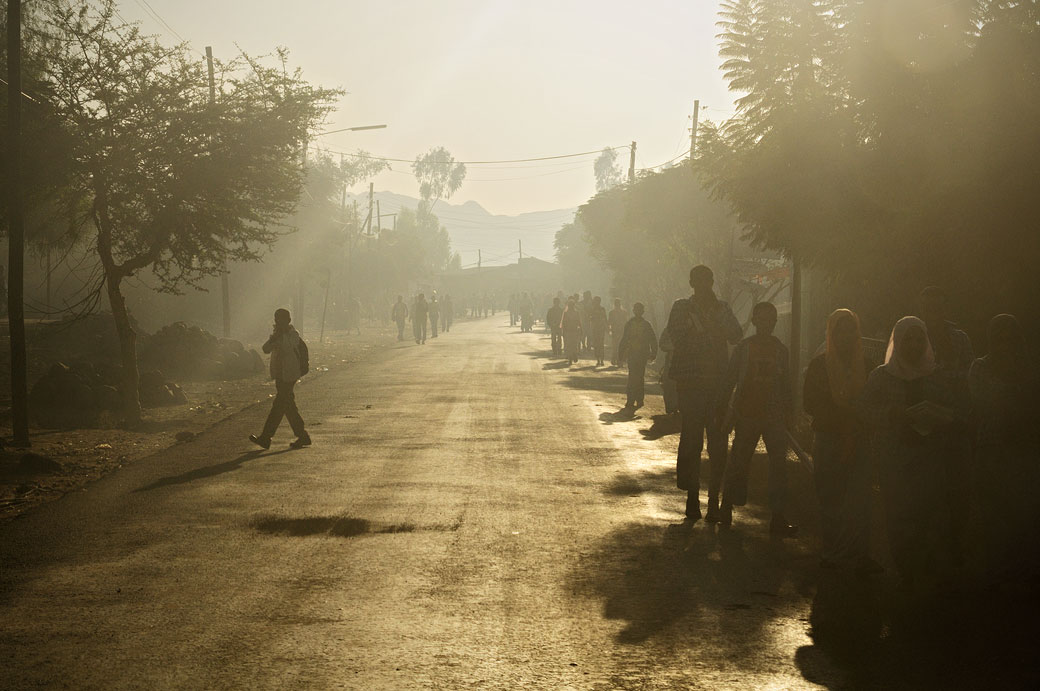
547, 297, 564, 357
428, 295, 440, 339
590, 296, 608, 366
250, 309, 311, 450
970, 314, 1040, 581
392, 295, 408, 341
609, 298, 628, 367
804, 309, 879, 570
665, 265, 743, 522
860, 317, 964, 591
412, 293, 428, 344
443, 294, 454, 333
561, 298, 583, 365
717, 302, 797, 536
618, 302, 658, 408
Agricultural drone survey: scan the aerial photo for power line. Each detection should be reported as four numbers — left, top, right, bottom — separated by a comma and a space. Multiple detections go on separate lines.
309, 144, 630, 166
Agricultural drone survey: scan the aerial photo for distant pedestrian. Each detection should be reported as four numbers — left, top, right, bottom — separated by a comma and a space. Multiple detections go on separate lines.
412, 293, 429, 344
665, 265, 743, 522
547, 297, 564, 357
608, 298, 628, 367
392, 295, 408, 341
589, 296, 608, 367
347, 296, 362, 336
618, 302, 658, 409
717, 302, 797, 536
561, 298, 583, 365
579, 291, 593, 352
250, 309, 310, 450
429, 295, 441, 339
442, 295, 454, 333
804, 309, 879, 572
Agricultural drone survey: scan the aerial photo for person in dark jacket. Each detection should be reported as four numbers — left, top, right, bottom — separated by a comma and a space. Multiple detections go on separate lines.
618, 302, 658, 409
561, 298, 583, 365
412, 294, 428, 344
250, 309, 310, 450
804, 309, 879, 571
546, 297, 564, 357
428, 295, 441, 339
717, 302, 797, 536
391, 295, 409, 341
608, 298, 628, 367
665, 265, 743, 522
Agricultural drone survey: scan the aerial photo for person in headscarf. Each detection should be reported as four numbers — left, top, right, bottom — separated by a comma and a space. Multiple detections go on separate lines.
859, 316, 965, 590
918, 286, 975, 566
803, 309, 880, 572
560, 298, 583, 366
969, 314, 1040, 580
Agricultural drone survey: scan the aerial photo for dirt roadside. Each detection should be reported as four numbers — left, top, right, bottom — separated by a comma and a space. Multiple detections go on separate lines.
0, 325, 398, 522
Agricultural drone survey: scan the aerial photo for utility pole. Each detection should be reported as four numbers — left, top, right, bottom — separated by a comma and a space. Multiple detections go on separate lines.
518, 239, 522, 260
376, 200, 381, 233
628, 141, 636, 183
207, 47, 231, 338
690, 99, 700, 161
7, 0, 29, 446
366, 182, 374, 234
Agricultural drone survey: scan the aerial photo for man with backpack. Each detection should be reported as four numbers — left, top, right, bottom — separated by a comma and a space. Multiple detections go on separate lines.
250, 308, 311, 450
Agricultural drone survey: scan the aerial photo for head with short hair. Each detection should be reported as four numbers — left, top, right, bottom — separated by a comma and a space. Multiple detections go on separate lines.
593, 296, 601, 306
633, 302, 645, 316
553, 297, 560, 306
751, 301, 777, 335
274, 308, 291, 326
614, 298, 621, 308
396, 295, 403, 302
689, 265, 714, 293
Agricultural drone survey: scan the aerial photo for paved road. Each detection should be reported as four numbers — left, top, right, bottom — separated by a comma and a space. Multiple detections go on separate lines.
1, 318, 846, 689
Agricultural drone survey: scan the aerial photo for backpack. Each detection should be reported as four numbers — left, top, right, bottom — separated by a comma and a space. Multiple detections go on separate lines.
296, 337, 309, 376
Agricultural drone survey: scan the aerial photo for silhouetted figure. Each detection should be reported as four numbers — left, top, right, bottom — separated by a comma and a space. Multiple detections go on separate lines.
347, 296, 362, 335
918, 286, 975, 566
860, 317, 964, 591
970, 314, 1040, 581
665, 265, 743, 522
579, 290, 593, 352
608, 298, 628, 367
546, 297, 564, 357
561, 298, 583, 365
658, 326, 679, 415
717, 302, 796, 536
589, 296, 608, 366
509, 293, 518, 326
392, 295, 408, 341
618, 302, 658, 408
520, 292, 534, 332
442, 295, 454, 333
412, 293, 428, 344
250, 308, 310, 450
428, 296, 440, 338
804, 309, 879, 572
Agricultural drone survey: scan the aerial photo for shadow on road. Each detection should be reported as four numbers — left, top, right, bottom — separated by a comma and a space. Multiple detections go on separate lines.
599, 407, 639, 425
250, 514, 460, 538
135, 448, 292, 492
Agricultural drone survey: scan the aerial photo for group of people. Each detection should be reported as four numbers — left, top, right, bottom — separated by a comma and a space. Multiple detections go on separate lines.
391, 293, 455, 345
655, 264, 1038, 590
547, 292, 636, 369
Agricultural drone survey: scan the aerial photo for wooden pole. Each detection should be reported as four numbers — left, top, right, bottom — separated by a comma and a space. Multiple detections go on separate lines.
7, 0, 30, 446
628, 141, 636, 183
690, 99, 700, 161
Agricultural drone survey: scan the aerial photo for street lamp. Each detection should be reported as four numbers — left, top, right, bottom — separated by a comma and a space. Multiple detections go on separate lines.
320, 124, 387, 136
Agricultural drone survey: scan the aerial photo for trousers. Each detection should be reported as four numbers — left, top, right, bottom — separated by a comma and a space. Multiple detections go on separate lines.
676, 385, 727, 497
262, 379, 305, 440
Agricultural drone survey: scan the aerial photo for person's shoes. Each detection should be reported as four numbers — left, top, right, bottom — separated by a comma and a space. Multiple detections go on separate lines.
719, 502, 733, 527
704, 496, 721, 523
415, 339, 420, 344
249, 434, 271, 450
685, 493, 701, 522
289, 433, 312, 449
770, 513, 799, 537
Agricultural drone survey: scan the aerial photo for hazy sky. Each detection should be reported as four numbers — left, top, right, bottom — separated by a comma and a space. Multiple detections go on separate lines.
118, 1, 734, 217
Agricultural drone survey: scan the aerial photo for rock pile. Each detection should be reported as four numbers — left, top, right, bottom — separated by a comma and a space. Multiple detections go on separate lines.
140, 322, 263, 381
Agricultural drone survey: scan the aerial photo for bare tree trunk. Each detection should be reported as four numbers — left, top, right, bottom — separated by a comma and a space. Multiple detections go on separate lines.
104, 271, 142, 425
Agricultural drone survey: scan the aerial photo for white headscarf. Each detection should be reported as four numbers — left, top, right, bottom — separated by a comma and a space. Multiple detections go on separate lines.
883, 316, 936, 381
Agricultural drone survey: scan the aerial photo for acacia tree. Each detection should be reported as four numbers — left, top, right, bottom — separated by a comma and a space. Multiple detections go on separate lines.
43, 1, 339, 422
593, 147, 622, 192
412, 146, 466, 211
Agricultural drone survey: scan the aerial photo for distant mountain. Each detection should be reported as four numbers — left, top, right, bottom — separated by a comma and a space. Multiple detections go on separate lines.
344, 191, 576, 268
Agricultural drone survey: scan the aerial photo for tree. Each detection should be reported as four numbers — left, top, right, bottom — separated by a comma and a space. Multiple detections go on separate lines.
593, 147, 623, 192
412, 146, 466, 210
41, 1, 340, 422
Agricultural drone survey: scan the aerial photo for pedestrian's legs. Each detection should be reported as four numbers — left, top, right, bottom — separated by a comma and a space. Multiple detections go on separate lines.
420, 321, 427, 343
262, 379, 295, 440
813, 432, 845, 563
627, 357, 647, 405
280, 380, 306, 438
761, 422, 790, 514
396, 319, 405, 341
611, 335, 622, 366
430, 317, 438, 338
704, 400, 728, 501
676, 387, 706, 493
722, 418, 758, 508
